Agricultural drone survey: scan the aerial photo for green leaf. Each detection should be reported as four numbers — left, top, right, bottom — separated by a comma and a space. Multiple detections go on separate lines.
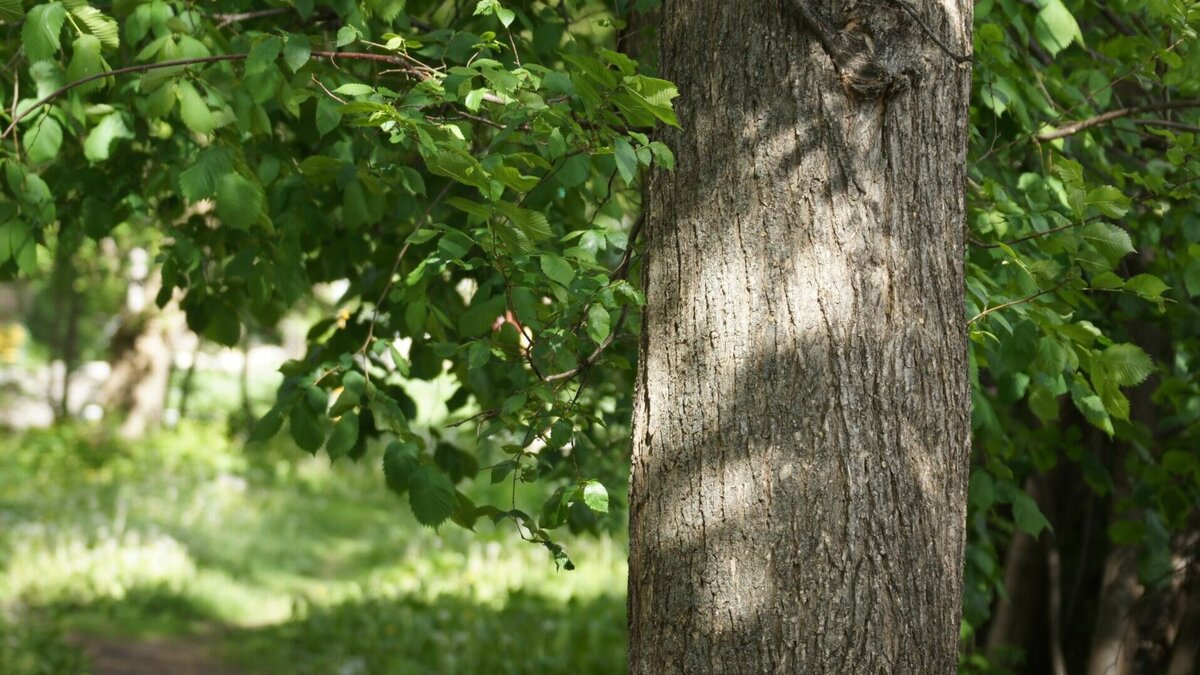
336, 25, 360, 48
1124, 274, 1168, 301
1084, 186, 1130, 218
1098, 343, 1154, 386
83, 112, 132, 162
177, 80, 216, 134
143, 81, 177, 118
1184, 260, 1200, 298
23, 115, 63, 165
383, 441, 420, 494
582, 480, 609, 514
22, 2, 67, 63
68, 3, 119, 48
0, 220, 35, 274
0, 0, 25, 22
1081, 222, 1133, 262
283, 33, 312, 72
249, 405, 285, 442
332, 83, 374, 96
491, 460, 517, 484
586, 304, 611, 344
1012, 493, 1052, 537
540, 253, 575, 286
409, 466, 457, 527
1070, 375, 1113, 436
315, 97, 342, 137
326, 410, 359, 460
215, 173, 265, 229
179, 147, 233, 201
495, 201, 552, 240
289, 400, 326, 453
66, 34, 109, 93
245, 36, 282, 75
613, 138, 638, 184
1034, 0, 1083, 57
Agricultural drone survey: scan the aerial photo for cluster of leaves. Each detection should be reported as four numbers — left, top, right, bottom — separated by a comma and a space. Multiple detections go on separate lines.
963, 0, 1200, 666
0, 0, 674, 567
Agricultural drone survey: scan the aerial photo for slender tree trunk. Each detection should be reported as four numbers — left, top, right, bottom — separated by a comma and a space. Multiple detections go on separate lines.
628, 1, 973, 672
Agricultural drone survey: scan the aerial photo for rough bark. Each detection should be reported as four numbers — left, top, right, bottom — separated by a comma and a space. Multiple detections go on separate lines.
628, 1, 973, 672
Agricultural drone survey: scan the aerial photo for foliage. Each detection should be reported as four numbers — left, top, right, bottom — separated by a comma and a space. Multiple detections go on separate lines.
0, 0, 667, 567
964, 0, 1200, 669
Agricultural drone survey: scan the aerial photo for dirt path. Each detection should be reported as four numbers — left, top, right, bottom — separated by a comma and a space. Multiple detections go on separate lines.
71, 635, 243, 675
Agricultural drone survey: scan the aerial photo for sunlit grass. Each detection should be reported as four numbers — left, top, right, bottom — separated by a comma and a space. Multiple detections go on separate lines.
0, 421, 627, 673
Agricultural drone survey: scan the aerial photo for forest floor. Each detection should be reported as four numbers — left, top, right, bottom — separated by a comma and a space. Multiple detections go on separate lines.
71, 634, 241, 675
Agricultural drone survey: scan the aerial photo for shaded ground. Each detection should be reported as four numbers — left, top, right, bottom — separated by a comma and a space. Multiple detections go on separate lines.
71, 635, 241, 675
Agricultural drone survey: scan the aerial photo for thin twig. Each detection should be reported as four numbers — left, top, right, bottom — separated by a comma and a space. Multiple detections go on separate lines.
212, 8, 292, 27
1035, 98, 1200, 141
358, 182, 454, 368
971, 215, 1102, 249
968, 278, 1071, 325
310, 73, 346, 104
886, 0, 972, 63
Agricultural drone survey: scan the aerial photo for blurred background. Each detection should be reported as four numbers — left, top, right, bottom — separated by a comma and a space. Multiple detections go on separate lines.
0, 234, 627, 674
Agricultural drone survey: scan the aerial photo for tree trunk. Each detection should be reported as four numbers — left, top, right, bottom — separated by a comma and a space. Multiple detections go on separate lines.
628, 1, 973, 672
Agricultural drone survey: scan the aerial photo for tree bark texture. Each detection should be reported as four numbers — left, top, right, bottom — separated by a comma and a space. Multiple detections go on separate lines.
628, 1, 973, 673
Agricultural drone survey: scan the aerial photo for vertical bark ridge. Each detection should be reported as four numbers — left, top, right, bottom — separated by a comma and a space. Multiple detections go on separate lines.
629, 0, 974, 672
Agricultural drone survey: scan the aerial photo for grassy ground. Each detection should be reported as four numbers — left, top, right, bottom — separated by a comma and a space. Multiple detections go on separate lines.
0, 421, 627, 674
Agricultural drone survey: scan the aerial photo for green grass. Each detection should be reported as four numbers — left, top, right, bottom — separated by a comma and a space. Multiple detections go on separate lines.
0, 422, 627, 674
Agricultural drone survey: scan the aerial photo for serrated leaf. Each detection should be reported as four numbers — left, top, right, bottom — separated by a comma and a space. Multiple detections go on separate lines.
383, 441, 420, 494
215, 173, 265, 229
491, 460, 517, 484
68, 3, 119, 48
540, 253, 575, 286
283, 33, 311, 72
0, 0, 24, 22
326, 410, 359, 460
23, 2, 67, 63
409, 466, 457, 527
1098, 343, 1154, 386
177, 80, 215, 134
1081, 222, 1133, 262
495, 201, 552, 240
1012, 493, 1052, 537
1085, 186, 1130, 218
23, 115, 62, 165
582, 480, 608, 514
179, 146, 233, 201
1070, 375, 1113, 436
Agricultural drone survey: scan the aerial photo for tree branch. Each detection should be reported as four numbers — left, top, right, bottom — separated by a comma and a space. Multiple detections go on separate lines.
2, 50, 502, 141
1035, 98, 1200, 141
968, 278, 1071, 326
